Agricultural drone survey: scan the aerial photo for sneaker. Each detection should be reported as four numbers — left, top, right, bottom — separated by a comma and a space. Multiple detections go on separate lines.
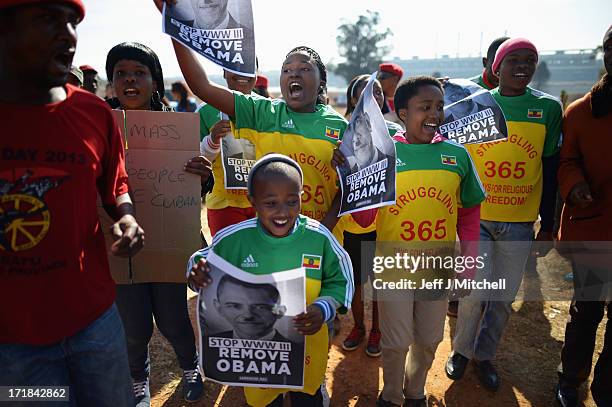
133, 379, 150, 407
365, 329, 382, 357
182, 369, 204, 403
341, 326, 365, 351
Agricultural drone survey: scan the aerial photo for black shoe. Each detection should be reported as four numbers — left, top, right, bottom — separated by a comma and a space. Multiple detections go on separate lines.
377, 395, 401, 407
555, 383, 578, 407
473, 360, 499, 390
404, 397, 427, 407
445, 353, 469, 380
182, 369, 204, 403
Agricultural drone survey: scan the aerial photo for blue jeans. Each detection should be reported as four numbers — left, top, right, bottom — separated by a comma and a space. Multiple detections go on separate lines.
115, 283, 197, 381
0, 304, 133, 407
452, 220, 533, 361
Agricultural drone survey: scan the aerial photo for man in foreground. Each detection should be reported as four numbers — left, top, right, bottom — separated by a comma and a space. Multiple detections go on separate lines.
0, 1, 145, 405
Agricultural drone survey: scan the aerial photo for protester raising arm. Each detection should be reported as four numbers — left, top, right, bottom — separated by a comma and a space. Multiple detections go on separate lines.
153, 0, 235, 116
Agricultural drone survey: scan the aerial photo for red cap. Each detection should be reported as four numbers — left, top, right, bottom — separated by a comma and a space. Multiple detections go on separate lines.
79, 64, 97, 74
255, 75, 269, 88
492, 37, 538, 74
0, 0, 85, 19
378, 62, 404, 78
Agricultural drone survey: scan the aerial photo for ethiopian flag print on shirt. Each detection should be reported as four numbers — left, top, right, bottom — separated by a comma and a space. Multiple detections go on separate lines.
302, 254, 322, 269
325, 126, 340, 139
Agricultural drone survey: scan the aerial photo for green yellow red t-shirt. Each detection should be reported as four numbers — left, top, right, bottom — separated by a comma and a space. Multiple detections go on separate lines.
377, 138, 485, 243
233, 94, 348, 222
465, 87, 562, 222
187, 215, 353, 406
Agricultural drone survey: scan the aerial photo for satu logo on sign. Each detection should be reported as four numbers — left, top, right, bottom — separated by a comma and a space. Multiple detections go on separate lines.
325, 127, 340, 140
301, 254, 321, 269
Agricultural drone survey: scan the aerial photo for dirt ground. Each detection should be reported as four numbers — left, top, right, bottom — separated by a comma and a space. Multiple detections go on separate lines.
146, 211, 606, 407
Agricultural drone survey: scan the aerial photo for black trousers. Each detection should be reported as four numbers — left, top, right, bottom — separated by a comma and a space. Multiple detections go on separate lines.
558, 262, 612, 402
115, 282, 198, 380
343, 231, 376, 286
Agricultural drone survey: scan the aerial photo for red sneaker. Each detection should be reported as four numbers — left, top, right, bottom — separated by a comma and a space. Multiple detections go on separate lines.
341, 326, 365, 351
365, 329, 382, 357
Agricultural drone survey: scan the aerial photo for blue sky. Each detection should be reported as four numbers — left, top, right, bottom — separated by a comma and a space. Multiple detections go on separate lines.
74, 0, 611, 79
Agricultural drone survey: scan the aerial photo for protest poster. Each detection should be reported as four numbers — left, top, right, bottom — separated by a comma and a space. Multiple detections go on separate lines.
162, 0, 256, 76
438, 78, 508, 145
337, 72, 396, 216
99, 110, 201, 283
197, 251, 306, 388
220, 113, 256, 189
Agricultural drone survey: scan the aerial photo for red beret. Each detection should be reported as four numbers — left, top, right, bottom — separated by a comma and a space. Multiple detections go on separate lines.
79, 64, 97, 74
255, 75, 269, 88
0, 0, 85, 20
378, 62, 404, 78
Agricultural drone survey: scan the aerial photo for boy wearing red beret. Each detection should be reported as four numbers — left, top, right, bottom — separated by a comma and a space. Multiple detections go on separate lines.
377, 62, 403, 112
79, 64, 99, 94
377, 62, 404, 128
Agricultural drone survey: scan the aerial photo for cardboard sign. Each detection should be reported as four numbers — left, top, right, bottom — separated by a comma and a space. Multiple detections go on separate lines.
99, 110, 202, 283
